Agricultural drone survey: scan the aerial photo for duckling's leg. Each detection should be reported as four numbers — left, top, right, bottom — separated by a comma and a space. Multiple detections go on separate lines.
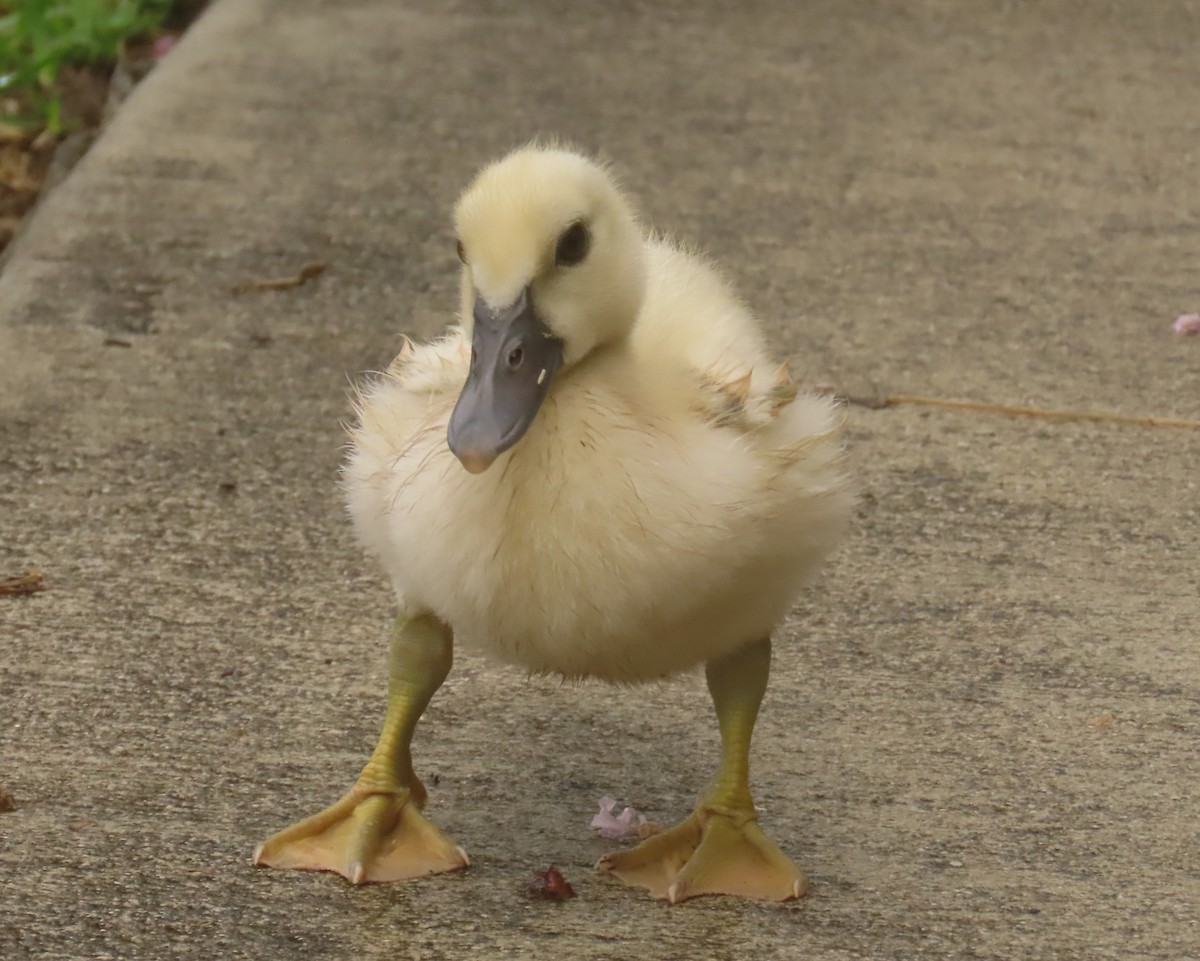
597, 637, 804, 903
254, 614, 468, 884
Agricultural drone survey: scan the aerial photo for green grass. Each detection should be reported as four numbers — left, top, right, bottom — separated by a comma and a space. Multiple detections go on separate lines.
0, 0, 171, 133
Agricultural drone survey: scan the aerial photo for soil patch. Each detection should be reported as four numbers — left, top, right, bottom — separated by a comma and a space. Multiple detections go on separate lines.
0, 2, 208, 257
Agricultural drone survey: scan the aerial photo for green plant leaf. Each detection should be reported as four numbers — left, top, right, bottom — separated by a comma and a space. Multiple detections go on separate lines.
0, 0, 171, 131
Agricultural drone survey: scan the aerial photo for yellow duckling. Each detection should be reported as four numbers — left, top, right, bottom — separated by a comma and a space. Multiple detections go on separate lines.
255, 146, 852, 903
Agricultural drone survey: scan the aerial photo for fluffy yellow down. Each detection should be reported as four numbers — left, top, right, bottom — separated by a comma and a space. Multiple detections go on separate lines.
345, 147, 851, 681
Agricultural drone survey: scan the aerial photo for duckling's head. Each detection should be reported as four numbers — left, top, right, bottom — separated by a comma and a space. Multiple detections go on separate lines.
448, 146, 646, 473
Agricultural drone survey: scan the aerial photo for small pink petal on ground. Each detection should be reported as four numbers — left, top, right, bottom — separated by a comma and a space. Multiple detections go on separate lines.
153, 35, 178, 60
590, 796, 650, 839
1173, 314, 1200, 335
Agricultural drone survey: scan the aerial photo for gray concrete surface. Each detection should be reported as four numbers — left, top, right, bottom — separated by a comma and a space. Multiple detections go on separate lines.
2, 0, 1198, 958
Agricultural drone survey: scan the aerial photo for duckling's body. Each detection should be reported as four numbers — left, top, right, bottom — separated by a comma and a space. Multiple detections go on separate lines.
256, 147, 851, 903
349, 241, 846, 681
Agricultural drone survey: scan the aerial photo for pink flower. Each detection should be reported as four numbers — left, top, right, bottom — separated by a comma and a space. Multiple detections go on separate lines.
590, 796, 648, 839
1174, 314, 1200, 335
153, 35, 178, 60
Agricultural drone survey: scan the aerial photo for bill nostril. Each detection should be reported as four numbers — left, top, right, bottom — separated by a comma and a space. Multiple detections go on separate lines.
507, 346, 524, 369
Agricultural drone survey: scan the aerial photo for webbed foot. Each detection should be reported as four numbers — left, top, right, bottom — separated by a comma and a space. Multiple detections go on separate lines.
597, 806, 805, 903
254, 783, 468, 884
256, 613, 464, 885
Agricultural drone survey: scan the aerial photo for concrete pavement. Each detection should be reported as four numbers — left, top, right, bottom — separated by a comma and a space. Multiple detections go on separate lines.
2, 1, 1197, 958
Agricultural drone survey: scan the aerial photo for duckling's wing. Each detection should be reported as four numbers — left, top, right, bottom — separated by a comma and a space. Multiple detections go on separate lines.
346, 328, 469, 570
632, 241, 803, 431
352, 327, 469, 439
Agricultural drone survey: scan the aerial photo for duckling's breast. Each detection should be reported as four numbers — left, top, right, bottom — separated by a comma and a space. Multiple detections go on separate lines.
346, 370, 849, 681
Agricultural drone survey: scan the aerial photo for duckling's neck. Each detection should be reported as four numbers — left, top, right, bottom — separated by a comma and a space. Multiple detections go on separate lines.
567, 335, 636, 374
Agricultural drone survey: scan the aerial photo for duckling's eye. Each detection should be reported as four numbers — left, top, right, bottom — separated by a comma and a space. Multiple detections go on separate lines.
555, 222, 590, 267
456, 239, 466, 264
506, 346, 524, 370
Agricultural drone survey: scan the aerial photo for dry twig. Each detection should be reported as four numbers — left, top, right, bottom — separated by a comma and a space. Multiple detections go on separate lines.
231, 261, 327, 295
842, 394, 1200, 430
0, 571, 46, 597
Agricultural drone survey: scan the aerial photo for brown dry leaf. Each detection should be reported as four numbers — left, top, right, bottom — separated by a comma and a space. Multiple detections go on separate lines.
635, 820, 664, 840
0, 122, 29, 145
0, 148, 38, 191
68, 817, 96, 830
0, 571, 46, 597
29, 128, 58, 153
1089, 713, 1115, 730
527, 865, 576, 900
0, 783, 15, 813
0, 215, 20, 247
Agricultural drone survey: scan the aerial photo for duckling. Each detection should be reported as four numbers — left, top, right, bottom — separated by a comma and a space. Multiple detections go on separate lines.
254, 146, 852, 902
